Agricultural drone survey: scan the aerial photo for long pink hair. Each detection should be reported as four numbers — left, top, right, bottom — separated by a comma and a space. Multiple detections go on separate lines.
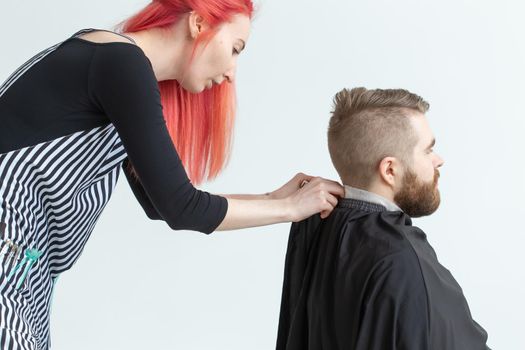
115, 0, 254, 185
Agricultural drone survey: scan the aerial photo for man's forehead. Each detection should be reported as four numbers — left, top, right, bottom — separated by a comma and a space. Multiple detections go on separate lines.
409, 112, 435, 146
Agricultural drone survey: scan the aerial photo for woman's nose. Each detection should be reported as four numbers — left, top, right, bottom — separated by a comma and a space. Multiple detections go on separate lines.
224, 67, 236, 83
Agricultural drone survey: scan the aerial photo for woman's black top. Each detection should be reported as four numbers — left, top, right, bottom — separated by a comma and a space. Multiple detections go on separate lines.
0, 30, 228, 234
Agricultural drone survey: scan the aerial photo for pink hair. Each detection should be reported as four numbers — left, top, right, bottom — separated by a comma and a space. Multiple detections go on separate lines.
115, 0, 254, 185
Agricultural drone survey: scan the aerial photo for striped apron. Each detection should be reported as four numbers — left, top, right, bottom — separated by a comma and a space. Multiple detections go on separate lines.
0, 29, 128, 349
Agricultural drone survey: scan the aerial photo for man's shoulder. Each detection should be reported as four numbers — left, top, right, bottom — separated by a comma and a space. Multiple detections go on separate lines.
344, 209, 415, 255
292, 208, 423, 271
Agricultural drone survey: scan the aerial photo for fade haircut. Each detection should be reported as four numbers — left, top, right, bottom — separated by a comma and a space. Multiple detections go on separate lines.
327, 87, 430, 188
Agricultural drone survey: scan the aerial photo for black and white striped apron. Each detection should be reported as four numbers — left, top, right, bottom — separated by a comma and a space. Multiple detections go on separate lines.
0, 29, 128, 349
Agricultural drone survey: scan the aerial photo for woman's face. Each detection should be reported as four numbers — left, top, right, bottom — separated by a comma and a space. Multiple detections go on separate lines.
181, 13, 251, 93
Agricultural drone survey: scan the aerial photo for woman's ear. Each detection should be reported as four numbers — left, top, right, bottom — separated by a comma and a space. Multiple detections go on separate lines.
188, 11, 208, 39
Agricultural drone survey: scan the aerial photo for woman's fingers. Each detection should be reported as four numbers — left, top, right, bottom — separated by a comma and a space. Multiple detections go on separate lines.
325, 179, 346, 194
295, 173, 344, 197
296, 173, 314, 188
318, 193, 338, 219
286, 174, 344, 221
295, 172, 314, 180
270, 173, 317, 200
325, 193, 339, 208
324, 182, 345, 197
302, 177, 345, 198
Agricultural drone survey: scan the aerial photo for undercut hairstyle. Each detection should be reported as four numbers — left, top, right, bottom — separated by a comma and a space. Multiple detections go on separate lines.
327, 87, 430, 188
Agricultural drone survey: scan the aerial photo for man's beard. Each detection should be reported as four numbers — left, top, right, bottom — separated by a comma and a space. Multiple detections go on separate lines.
394, 167, 441, 218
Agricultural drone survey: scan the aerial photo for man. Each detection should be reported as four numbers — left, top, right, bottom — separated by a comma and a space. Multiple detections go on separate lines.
276, 87, 490, 349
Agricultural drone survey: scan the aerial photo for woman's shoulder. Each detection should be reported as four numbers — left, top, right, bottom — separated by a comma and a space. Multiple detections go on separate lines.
86, 32, 159, 108
64, 28, 150, 68
86, 38, 154, 82
74, 30, 135, 45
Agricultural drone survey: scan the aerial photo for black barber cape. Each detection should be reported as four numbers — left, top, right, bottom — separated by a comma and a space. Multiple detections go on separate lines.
276, 198, 490, 350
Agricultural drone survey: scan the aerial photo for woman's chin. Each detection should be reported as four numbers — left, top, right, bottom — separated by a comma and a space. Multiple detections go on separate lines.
180, 82, 205, 94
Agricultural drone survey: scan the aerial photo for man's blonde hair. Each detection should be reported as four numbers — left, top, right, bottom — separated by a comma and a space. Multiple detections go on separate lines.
327, 87, 430, 188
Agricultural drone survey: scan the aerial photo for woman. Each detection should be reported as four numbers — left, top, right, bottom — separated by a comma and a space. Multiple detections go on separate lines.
0, 0, 343, 348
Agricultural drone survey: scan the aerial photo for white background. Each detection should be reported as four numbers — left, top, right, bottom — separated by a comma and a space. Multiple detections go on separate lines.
1, 0, 524, 349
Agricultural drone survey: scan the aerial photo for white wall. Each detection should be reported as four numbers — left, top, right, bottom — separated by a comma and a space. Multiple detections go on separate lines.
1, 0, 523, 349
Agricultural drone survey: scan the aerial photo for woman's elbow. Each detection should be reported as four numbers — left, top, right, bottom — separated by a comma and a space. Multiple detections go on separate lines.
164, 215, 215, 234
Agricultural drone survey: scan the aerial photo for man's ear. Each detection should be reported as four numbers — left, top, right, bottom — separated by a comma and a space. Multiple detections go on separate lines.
378, 156, 402, 189
188, 11, 208, 39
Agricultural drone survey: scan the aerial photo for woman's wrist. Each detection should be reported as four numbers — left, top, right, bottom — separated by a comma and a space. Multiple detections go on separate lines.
277, 197, 294, 222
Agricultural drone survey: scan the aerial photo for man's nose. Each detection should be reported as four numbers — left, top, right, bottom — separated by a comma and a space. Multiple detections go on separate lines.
435, 153, 445, 168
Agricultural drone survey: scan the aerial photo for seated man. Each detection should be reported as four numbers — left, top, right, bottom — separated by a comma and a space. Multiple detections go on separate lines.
276, 87, 490, 350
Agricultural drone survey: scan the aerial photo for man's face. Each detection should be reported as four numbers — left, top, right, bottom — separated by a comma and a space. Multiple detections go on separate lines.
394, 113, 444, 217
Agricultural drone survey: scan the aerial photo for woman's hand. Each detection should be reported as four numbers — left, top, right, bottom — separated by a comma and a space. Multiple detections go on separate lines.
214, 173, 345, 231
279, 174, 345, 221
267, 172, 316, 200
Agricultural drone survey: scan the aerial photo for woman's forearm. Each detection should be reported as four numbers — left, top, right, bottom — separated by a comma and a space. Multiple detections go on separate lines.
219, 193, 271, 200
213, 175, 346, 231
214, 197, 292, 231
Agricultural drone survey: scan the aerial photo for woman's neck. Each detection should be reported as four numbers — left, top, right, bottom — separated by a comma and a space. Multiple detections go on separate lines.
124, 22, 190, 82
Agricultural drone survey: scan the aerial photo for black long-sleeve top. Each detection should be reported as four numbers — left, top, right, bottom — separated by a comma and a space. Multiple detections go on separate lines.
0, 32, 228, 233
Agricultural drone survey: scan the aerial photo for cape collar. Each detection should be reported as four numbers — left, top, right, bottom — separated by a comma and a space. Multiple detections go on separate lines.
343, 185, 403, 212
